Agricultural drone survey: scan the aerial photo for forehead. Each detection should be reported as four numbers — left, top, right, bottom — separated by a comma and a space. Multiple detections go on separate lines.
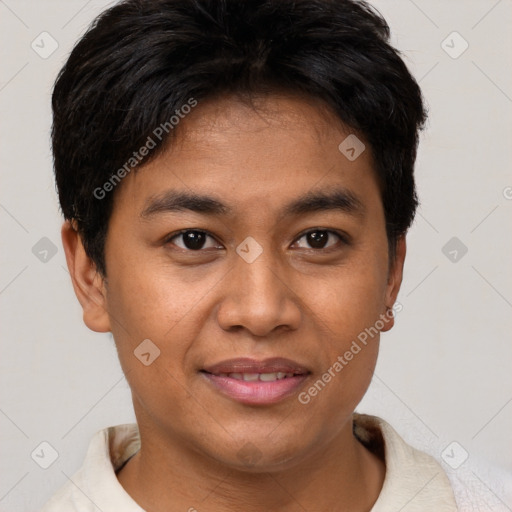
114, 93, 380, 218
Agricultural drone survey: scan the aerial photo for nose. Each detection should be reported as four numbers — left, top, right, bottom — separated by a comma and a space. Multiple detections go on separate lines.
216, 250, 302, 337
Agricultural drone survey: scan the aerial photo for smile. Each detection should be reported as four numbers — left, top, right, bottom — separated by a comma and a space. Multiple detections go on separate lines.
210, 372, 296, 381
201, 357, 310, 405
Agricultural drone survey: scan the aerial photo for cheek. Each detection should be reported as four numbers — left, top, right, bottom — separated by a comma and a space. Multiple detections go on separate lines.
312, 256, 389, 342
106, 251, 205, 333
104, 268, 199, 420
298, 279, 383, 428
300, 251, 387, 398
316, 278, 382, 383
104, 259, 196, 373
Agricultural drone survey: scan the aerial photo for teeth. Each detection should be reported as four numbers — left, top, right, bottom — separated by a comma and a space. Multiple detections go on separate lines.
242, 373, 259, 381
259, 372, 278, 381
217, 372, 295, 381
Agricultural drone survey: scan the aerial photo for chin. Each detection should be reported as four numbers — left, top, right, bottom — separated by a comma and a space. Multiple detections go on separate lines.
199, 428, 312, 473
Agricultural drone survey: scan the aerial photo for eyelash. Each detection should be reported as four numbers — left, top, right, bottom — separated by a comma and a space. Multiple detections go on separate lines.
165, 228, 349, 252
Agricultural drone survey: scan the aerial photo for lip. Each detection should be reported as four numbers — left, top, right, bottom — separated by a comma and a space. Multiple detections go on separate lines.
203, 357, 310, 375
201, 357, 310, 405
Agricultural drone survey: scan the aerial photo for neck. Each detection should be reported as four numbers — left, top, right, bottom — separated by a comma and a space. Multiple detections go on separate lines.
117, 417, 385, 512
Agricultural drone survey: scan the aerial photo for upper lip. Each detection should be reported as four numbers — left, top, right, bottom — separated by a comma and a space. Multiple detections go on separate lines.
202, 357, 310, 375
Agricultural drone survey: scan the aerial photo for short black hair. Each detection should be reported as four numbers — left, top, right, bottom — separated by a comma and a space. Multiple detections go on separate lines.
52, 0, 427, 276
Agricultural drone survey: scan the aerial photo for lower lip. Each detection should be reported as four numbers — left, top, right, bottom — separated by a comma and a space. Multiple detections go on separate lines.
201, 372, 308, 405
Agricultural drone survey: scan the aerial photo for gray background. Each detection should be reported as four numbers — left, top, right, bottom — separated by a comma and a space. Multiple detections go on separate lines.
1, 0, 511, 510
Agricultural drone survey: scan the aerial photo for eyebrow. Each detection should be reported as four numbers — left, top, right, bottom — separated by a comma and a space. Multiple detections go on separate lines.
140, 187, 365, 220
281, 188, 365, 218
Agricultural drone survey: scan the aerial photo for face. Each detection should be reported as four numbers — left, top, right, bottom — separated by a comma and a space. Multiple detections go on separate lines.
67, 94, 405, 470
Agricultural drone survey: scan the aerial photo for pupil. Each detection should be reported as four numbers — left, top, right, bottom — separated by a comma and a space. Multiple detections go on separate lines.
307, 231, 328, 249
183, 231, 206, 250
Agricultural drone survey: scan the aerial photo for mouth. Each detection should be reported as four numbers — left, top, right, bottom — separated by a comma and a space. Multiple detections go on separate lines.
205, 371, 299, 381
200, 357, 310, 405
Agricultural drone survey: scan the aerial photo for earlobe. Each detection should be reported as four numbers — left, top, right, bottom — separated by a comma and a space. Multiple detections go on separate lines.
381, 236, 407, 333
61, 221, 111, 333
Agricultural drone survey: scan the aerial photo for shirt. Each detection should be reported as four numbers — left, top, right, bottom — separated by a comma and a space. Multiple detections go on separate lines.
41, 413, 458, 511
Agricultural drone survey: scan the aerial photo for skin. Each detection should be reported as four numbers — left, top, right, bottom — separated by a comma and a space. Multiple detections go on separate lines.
62, 93, 406, 512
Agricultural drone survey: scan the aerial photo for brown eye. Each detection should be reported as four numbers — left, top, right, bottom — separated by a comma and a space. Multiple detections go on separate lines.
306, 231, 329, 249
294, 230, 344, 250
169, 230, 219, 251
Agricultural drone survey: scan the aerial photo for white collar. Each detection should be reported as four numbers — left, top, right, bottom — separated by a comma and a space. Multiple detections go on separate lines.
42, 414, 457, 511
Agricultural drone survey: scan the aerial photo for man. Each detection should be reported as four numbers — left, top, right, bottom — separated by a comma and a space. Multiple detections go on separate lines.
44, 0, 458, 510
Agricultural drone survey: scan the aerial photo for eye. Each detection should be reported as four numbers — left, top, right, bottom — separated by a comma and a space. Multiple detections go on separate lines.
167, 230, 221, 251
293, 229, 345, 250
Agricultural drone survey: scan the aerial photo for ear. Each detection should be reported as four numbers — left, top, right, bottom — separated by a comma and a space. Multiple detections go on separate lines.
380, 236, 406, 333
61, 221, 111, 333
